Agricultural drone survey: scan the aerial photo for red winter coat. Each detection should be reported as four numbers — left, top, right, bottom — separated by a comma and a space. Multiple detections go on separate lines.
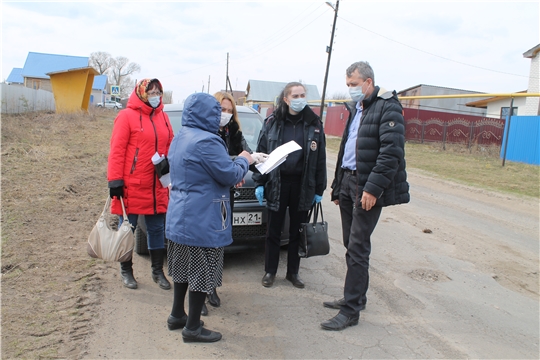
107, 90, 173, 215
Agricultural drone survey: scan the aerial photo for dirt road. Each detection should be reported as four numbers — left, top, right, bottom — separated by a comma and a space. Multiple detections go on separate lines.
82, 154, 539, 359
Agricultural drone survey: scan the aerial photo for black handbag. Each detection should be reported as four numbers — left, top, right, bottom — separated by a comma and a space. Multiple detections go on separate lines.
298, 202, 330, 258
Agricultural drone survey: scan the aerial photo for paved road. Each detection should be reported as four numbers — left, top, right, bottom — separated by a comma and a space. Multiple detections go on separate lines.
83, 152, 539, 359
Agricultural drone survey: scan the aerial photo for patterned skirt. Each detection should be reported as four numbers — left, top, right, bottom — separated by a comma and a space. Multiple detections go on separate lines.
167, 241, 224, 294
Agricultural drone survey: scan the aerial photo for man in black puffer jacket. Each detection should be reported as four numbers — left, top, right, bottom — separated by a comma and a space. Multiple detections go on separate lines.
321, 61, 409, 331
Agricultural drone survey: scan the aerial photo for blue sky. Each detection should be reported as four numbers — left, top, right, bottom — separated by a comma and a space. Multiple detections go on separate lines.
2, 1, 538, 103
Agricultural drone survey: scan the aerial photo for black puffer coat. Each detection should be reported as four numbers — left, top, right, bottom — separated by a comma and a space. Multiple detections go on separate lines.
253, 105, 327, 212
331, 86, 409, 207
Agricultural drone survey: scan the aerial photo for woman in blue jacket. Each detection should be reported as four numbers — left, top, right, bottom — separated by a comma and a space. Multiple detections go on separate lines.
165, 93, 253, 343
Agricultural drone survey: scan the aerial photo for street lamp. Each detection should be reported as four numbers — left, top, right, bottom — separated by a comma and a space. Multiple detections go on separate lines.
320, 0, 339, 122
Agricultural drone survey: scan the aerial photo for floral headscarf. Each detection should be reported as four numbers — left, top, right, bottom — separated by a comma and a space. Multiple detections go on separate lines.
135, 78, 163, 104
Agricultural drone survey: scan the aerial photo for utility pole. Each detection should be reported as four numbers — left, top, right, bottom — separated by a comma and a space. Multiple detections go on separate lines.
320, 0, 339, 123
226, 53, 230, 93
208, 75, 211, 94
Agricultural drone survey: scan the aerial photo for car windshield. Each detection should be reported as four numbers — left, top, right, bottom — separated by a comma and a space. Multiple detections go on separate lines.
166, 110, 262, 151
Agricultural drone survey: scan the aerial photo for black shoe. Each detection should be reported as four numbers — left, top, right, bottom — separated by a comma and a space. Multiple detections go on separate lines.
208, 289, 221, 307
152, 272, 171, 290
285, 273, 305, 288
201, 302, 208, 316
262, 273, 275, 287
167, 315, 204, 331
323, 298, 366, 311
320, 313, 359, 331
323, 297, 345, 309
182, 325, 222, 343
149, 249, 171, 290
121, 272, 138, 289
120, 260, 138, 289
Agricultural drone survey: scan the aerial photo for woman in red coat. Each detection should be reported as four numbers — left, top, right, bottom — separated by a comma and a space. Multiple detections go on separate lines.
107, 78, 173, 290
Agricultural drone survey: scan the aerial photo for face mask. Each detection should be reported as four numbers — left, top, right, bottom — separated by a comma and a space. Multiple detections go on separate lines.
220, 112, 233, 127
289, 98, 307, 112
349, 82, 368, 103
148, 96, 160, 108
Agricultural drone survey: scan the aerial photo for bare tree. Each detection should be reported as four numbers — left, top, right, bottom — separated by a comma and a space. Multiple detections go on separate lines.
119, 76, 136, 99
89, 52, 114, 75
330, 91, 349, 100
162, 91, 173, 104
111, 56, 141, 93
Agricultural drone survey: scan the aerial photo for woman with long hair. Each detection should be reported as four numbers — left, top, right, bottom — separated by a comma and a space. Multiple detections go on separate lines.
253, 82, 327, 288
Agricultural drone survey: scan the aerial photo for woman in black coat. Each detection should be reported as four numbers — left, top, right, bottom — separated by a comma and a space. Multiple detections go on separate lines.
253, 82, 327, 289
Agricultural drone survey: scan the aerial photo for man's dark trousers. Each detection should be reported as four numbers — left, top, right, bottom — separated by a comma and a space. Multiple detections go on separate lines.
338, 170, 382, 316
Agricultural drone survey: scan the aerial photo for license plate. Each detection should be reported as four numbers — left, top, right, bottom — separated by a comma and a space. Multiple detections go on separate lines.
232, 212, 262, 226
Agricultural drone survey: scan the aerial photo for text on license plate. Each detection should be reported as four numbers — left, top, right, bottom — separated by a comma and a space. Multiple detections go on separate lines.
233, 212, 262, 226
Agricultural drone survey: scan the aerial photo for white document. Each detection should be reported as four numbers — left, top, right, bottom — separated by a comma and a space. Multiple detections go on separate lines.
255, 141, 302, 175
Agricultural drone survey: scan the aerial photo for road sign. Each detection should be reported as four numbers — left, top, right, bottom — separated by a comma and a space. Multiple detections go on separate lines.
111, 86, 120, 95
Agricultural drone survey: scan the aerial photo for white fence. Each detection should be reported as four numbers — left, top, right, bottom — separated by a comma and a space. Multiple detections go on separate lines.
1, 83, 55, 114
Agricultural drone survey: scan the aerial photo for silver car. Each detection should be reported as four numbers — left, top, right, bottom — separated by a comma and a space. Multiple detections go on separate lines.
97, 100, 122, 109
134, 103, 289, 254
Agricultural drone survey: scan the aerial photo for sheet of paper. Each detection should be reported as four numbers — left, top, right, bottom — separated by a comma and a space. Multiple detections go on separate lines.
255, 141, 301, 175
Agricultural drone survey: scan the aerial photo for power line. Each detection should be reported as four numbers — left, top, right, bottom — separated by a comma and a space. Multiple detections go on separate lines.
166, 3, 326, 77
233, 7, 331, 66
338, 16, 530, 79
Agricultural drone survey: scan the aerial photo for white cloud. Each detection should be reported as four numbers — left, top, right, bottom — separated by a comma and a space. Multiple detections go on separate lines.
2, 1, 538, 103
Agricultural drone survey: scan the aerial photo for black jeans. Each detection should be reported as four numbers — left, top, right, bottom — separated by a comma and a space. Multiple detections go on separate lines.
338, 171, 382, 316
265, 175, 308, 275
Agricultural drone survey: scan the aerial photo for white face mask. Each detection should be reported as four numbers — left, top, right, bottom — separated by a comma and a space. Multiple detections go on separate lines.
220, 112, 233, 127
289, 98, 307, 112
148, 96, 161, 108
349, 84, 365, 103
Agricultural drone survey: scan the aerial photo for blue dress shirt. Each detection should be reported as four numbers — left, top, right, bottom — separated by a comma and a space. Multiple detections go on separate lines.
341, 102, 362, 170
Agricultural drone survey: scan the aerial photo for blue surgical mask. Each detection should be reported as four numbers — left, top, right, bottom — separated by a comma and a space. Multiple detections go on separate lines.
289, 98, 307, 112
148, 96, 160, 108
349, 85, 365, 103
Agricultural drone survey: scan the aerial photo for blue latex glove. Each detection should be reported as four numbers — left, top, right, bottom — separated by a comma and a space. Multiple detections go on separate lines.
313, 194, 323, 204
255, 186, 264, 205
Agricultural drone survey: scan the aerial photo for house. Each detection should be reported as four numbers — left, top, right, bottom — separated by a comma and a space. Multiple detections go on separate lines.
245, 80, 320, 117
465, 91, 526, 119
245, 80, 320, 104
466, 44, 540, 117
397, 84, 488, 117
20, 52, 89, 92
6, 68, 24, 86
218, 89, 246, 105
91, 75, 109, 105
522, 44, 540, 115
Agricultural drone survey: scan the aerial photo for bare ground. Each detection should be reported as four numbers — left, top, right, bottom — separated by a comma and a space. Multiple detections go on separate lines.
1, 111, 538, 359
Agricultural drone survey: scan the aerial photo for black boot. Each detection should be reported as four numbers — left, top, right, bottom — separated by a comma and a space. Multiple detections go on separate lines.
120, 259, 137, 289
149, 249, 171, 290
208, 288, 221, 307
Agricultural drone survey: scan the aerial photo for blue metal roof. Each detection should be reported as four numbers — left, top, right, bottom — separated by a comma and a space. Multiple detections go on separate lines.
21, 52, 89, 79
92, 75, 108, 90
7, 68, 24, 84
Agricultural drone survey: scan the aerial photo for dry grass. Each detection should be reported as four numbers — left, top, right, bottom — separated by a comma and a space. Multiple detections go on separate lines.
326, 136, 539, 198
1, 109, 116, 358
